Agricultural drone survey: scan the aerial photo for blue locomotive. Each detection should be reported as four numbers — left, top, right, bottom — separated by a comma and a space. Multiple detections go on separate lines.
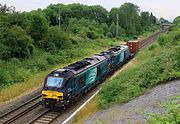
40, 44, 131, 108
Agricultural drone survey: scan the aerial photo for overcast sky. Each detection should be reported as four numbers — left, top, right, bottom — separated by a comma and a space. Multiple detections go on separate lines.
0, 0, 179, 21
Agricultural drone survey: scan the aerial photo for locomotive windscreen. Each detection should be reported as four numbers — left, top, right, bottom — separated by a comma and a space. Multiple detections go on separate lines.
46, 77, 64, 88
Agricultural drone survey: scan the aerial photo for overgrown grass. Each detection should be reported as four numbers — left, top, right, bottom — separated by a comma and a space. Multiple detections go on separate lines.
147, 96, 180, 124
0, 38, 120, 103
72, 96, 98, 124
98, 29, 180, 108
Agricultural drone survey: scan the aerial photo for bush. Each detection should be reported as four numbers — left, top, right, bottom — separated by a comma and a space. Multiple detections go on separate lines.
148, 44, 157, 51
86, 30, 97, 39
106, 32, 113, 38
0, 66, 31, 88
147, 96, 180, 124
0, 25, 34, 60
0, 68, 6, 87
29, 11, 48, 42
133, 35, 138, 39
158, 29, 180, 46
40, 26, 70, 52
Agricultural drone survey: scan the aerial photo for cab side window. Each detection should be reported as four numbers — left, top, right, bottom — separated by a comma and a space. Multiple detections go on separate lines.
97, 66, 101, 76
79, 75, 86, 88
124, 51, 126, 59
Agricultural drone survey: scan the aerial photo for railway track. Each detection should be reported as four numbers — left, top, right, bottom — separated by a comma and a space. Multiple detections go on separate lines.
0, 95, 41, 124
28, 110, 62, 124
139, 29, 168, 50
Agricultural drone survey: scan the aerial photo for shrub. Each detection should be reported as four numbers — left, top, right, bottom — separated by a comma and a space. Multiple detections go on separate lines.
0, 65, 31, 88
158, 29, 180, 46
0, 25, 34, 60
147, 96, 180, 124
133, 35, 138, 39
157, 35, 166, 46
148, 44, 157, 51
106, 32, 113, 38
86, 30, 97, 39
40, 26, 70, 52
0, 68, 6, 87
29, 11, 48, 42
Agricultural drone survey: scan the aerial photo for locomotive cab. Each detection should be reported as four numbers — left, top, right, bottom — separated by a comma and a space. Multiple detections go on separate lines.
40, 69, 73, 109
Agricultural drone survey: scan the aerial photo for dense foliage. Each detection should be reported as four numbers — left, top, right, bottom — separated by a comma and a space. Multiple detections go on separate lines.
40, 26, 69, 52
0, 2, 159, 89
109, 3, 157, 38
0, 26, 34, 60
0, 3, 158, 60
98, 18, 180, 108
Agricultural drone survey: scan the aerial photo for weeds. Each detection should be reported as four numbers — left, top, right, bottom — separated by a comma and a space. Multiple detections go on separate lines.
147, 96, 180, 124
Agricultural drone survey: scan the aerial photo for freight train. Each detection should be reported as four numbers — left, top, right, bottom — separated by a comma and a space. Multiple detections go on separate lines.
40, 41, 139, 109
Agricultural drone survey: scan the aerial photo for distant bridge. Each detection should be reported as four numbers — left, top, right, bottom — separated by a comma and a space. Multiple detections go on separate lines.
160, 23, 171, 30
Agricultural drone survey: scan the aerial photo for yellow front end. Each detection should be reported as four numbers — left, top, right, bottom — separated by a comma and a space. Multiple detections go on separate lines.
42, 90, 63, 101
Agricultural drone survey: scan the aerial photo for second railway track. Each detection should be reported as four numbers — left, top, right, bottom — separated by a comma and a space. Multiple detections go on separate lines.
139, 29, 167, 50
0, 95, 41, 124
28, 110, 62, 124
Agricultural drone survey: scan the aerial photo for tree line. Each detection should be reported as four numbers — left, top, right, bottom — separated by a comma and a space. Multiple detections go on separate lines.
0, 3, 159, 60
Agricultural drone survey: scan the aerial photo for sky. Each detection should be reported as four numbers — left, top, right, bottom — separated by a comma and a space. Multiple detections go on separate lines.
0, 0, 179, 21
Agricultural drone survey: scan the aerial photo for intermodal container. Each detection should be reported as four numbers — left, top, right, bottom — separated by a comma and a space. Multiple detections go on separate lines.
127, 40, 139, 53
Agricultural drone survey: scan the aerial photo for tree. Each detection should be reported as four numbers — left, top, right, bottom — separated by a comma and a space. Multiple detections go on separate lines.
29, 11, 49, 43
173, 16, 180, 24
0, 4, 16, 14
101, 23, 109, 35
90, 5, 108, 23
109, 3, 142, 37
172, 16, 180, 30
6, 12, 31, 30
109, 22, 116, 37
119, 3, 141, 36
108, 7, 119, 25
150, 13, 156, 24
40, 26, 69, 52
43, 3, 108, 26
0, 26, 34, 59
159, 17, 169, 24
140, 11, 150, 30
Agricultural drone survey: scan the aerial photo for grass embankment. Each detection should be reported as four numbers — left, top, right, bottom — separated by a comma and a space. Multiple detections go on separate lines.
98, 28, 180, 108
0, 38, 120, 103
148, 96, 180, 124
71, 96, 98, 124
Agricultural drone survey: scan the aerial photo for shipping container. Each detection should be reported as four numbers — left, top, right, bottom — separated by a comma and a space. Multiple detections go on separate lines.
127, 40, 139, 53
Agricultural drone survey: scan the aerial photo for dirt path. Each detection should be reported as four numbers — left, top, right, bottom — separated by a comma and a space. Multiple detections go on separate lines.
83, 80, 180, 124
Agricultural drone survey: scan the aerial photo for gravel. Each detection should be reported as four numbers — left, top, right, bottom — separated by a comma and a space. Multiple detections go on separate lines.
83, 80, 180, 124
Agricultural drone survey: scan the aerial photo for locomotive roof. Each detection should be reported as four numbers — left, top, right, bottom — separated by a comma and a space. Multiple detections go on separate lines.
65, 55, 106, 71
50, 54, 107, 79
127, 40, 139, 43
48, 45, 128, 79
101, 45, 128, 55
108, 46, 121, 52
